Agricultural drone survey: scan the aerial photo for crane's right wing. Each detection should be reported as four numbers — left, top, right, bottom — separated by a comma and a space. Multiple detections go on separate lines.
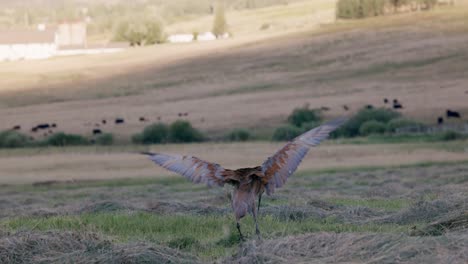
260, 118, 347, 194
142, 152, 238, 187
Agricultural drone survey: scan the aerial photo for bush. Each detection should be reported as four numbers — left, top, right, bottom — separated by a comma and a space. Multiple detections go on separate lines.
359, 120, 387, 135
386, 118, 425, 133
46, 132, 89, 146
287, 107, 321, 127
272, 125, 303, 141
334, 107, 400, 137
0, 130, 30, 148
212, 0, 228, 37
134, 123, 169, 144
300, 121, 321, 133
96, 133, 114, 146
337, 0, 386, 19
114, 15, 165, 46
226, 128, 251, 142
437, 131, 466, 141
169, 120, 204, 143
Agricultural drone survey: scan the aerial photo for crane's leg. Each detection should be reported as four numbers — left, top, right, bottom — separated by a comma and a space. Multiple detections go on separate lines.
257, 192, 262, 214
252, 205, 261, 239
236, 222, 245, 241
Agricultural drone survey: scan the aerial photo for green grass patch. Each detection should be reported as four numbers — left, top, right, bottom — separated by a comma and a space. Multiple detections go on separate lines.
1, 212, 412, 260
327, 197, 411, 211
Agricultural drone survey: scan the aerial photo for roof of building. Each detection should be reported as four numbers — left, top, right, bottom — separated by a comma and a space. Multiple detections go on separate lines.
0, 29, 55, 45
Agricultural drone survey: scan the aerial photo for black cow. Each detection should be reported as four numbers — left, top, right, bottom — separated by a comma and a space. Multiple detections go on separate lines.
383, 98, 389, 104
366, 104, 374, 109
343, 105, 349, 111
115, 118, 125, 124
446, 110, 461, 118
12, 125, 21, 130
320, 106, 330, 111
102, 119, 107, 125
178, 113, 183, 117
51, 123, 57, 128
93, 129, 102, 135
36, 123, 50, 129
393, 101, 403, 109
437, 117, 444, 124
139, 117, 147, 122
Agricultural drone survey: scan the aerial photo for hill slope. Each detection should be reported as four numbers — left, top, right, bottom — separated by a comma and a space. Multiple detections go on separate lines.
0, 6, 467, 139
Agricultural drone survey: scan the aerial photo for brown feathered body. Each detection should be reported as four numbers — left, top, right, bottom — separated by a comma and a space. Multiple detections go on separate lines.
230, 166, 264, 221
143, 118, 347, 239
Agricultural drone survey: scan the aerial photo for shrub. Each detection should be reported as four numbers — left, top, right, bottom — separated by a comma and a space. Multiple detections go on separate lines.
226, 128, 251, 142
0, 130, 30, 148
96, 133, 114, 146
169, 120, 204, 143
386, 118, 425, 133
287, 107, 321, 127
46, 132, 89, 146
114, 15, 165, 46
272, 125, 303, 141
135, 123, 169, 144
359, 120, 387, 135
334, 107, 400, 137
300, 121, 321, 133
437, 131, 466, 141
212, 0, 228, 37
336, 0, 386, 19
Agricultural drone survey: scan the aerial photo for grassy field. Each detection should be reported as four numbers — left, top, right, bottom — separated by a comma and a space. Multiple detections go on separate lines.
1, 2, 468, 263
1, 159, 467, 262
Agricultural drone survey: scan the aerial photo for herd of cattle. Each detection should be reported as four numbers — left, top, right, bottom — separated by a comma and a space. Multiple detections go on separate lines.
6, 103, 464, 138
8, 112, 191, 139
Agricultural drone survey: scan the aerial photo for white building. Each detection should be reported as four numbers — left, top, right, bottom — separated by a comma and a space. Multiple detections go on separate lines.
0, 30, 57, 61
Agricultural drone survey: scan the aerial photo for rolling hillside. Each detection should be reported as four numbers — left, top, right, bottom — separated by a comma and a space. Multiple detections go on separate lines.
0, 5, 467, 140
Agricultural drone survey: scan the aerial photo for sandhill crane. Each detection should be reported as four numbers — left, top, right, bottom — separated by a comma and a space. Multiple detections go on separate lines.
142, 118, 346, 240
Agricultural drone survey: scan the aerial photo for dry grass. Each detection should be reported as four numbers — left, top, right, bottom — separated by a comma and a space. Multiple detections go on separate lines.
0, 141, 467, 185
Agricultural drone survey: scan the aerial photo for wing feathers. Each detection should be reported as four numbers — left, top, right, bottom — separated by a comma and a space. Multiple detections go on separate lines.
261, 118, 346, 194
142, 152, 235, 187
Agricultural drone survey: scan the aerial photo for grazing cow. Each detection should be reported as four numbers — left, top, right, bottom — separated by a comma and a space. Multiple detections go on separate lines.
102, 119, 107, 125
366, 104, 374, 109
93, 129, 102, 135
343, 105, 349, 111
437, 117, 444, 124
384, 98, 389, 104
51, 123, 57, 128
115, 118, 125, 124
178, 113, 183, 117
446, 110, 461, 118
139, 117, 147, 122
31, 127, 38, 132
36, 124, 50, 129
183, 113, 189, 116
393, 101, 403, 109
320, 106, 330, 111
12, 125, 21, 130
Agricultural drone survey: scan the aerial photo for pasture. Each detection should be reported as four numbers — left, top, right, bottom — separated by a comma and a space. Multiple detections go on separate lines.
1, 2, 468, 263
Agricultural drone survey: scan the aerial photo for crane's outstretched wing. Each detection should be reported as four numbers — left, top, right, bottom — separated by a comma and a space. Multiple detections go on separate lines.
142, 152, 238, 187
260, 118, 347, 195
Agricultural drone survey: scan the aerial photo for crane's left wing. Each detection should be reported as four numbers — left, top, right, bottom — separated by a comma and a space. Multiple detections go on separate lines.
142, 152, 238, 187
260, 118, 346, 195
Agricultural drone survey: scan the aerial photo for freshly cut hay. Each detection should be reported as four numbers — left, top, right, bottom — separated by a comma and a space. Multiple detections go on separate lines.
410, 211, 468, 236
230, 231, 468, 263
0, 230, 199, 264
377, 199, 467, 225
78, 200, 132, 214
